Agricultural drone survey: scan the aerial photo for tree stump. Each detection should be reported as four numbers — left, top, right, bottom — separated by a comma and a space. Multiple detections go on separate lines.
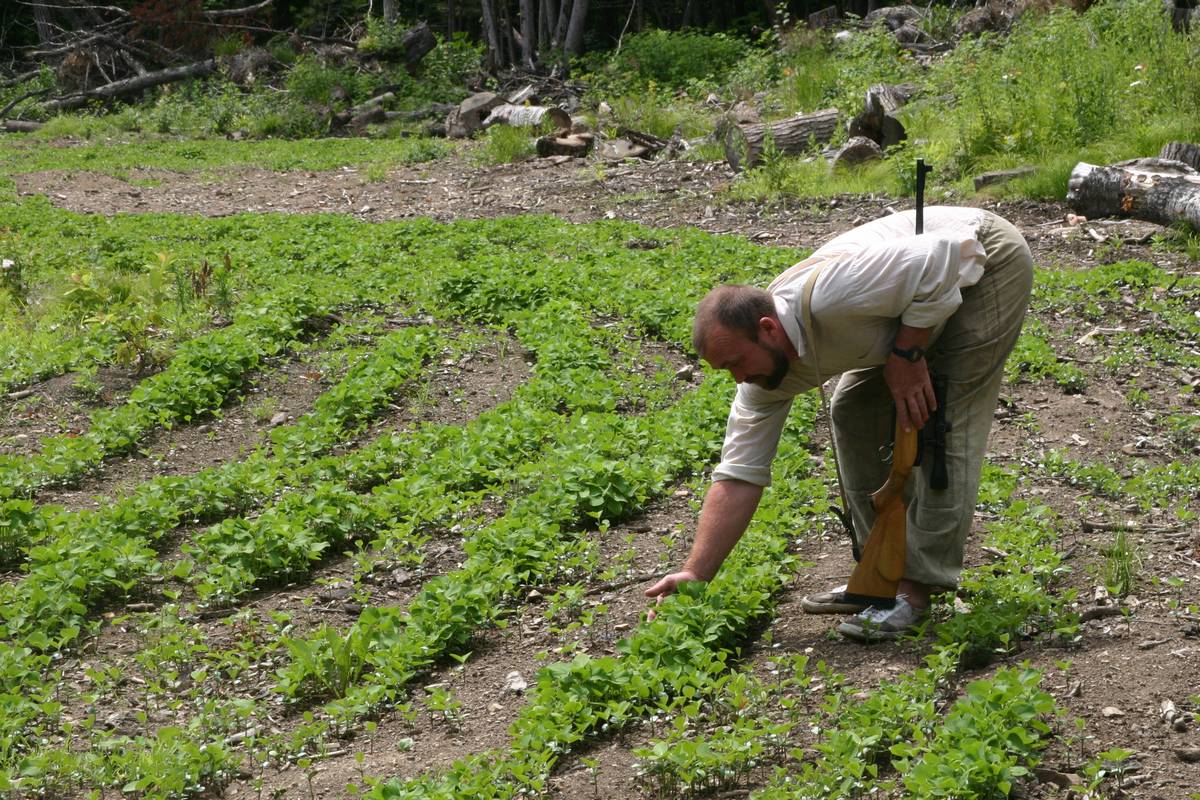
724, 108, 839, 171
848, 83, 916, 149
444, 92, 504, 138
1067, 158, 1200, 231
536, 132, 594, 157
1159, 141, 1200, 171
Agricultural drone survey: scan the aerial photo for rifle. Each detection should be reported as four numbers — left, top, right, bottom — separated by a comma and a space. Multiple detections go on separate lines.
842, 158, 933, 609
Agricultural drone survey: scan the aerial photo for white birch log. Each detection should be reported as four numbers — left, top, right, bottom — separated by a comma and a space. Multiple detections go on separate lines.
1067, 158, 1200, 230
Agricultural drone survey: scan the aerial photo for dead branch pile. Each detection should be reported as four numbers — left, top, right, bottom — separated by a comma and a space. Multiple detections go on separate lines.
0, 2, 438, 135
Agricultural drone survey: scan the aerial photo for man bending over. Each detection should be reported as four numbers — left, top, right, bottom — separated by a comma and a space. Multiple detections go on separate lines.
646, 206, 1033, 641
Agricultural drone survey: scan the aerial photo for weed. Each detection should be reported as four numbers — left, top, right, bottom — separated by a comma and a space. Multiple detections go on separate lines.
1101, 530, 1142, 597
474, 124, 536, 165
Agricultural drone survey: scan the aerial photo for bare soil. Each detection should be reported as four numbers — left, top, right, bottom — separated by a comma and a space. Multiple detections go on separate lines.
12, 152, 1200, 799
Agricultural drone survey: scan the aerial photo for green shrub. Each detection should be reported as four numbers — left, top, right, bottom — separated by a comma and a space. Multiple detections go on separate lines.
285, 54, 376, 107
474, 124, 537, 165
593, 29, 750, 92
926, 0, 1200, 174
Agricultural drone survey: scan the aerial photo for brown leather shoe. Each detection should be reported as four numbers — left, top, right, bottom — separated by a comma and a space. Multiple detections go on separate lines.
800, 583, 869, 615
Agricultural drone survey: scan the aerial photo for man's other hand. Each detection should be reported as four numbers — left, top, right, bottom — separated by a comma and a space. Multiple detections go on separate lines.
885, 355, 936, 432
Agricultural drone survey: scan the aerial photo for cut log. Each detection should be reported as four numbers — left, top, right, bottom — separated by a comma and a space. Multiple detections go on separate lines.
444, 91, 504, 138
384, 103, 455, 123
807, 5, 840, 28
598, 139, 649, 161
536, 132, 594, 157
1067, 159, 1200, 231
616, 127, 669, 155
973, 166, 1035, 191
348, 106, 386, 129
848, 83, 916, 149
397, 21, 436, 72
1160, 141, 1200, 172
1, 119, 43, 133
724, 108, 839, 172
42, 59, 217, 113
482, 103, 570, 130
832, 136, 884, 168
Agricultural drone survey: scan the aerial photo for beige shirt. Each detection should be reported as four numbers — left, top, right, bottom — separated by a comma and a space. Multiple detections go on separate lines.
712, 206, 990, 486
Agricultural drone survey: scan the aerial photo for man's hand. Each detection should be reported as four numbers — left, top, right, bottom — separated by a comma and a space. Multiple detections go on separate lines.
645, 569, 701, 601
644, 569, 702, 619
885, 354, 936, 432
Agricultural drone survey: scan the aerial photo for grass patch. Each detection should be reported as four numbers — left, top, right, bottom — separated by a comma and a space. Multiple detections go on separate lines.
0, 136, 452, 175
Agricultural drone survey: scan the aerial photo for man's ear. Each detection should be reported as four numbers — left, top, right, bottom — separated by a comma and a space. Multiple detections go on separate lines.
757, 315, 782, 342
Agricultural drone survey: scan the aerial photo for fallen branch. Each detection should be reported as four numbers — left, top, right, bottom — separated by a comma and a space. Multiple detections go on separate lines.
202, 0, 274, 19
42, 58, 217, 112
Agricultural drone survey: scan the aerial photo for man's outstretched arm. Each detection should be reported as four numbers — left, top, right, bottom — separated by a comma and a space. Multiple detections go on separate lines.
645, 478, 764, 601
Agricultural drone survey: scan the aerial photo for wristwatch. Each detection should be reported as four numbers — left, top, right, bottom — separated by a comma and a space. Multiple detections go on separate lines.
892, 345, 926, 362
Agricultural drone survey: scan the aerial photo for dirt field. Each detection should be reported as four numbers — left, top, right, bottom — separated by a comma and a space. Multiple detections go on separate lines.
9, 150, 1199, 799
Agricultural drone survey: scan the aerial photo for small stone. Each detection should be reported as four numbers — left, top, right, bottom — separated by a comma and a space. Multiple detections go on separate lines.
503, 670, 528, 694
1175, 747, 1200, 763
1101, 706, 1125, 718
674, 365, 695, 381
268, 411, 288, 427
526, 589, 542, 602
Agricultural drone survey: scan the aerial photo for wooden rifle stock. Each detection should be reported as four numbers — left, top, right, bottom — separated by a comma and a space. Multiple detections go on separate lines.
843, 421, 918, 608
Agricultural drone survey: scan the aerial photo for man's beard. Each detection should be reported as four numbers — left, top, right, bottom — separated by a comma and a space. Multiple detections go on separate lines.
760, 345, 790, 390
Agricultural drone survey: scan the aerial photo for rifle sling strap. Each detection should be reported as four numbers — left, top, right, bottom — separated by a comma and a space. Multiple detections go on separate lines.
798, 265, 860, 561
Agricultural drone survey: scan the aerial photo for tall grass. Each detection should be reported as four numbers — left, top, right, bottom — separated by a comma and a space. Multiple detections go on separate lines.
923, 0, 1200, 177
730, 0, 1200, 201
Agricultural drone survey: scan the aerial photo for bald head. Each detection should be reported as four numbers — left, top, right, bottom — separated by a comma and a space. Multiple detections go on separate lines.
692, 284, 775, 357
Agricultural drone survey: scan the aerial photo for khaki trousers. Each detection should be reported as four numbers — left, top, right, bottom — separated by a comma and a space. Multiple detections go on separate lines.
829, 213, 1034, 589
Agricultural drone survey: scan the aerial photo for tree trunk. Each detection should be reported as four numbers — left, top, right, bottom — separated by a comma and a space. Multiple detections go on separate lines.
32, 3, 55, 44
552, 0, 572, 49
42, 59, 218, 113
479, 0, 503, 72
519, 0, 537, 68
381, 0, 397, 23
563, 0, 588, 56
724, 108, 841, 171
539, 0, 553, 50
1067, 158, 1200, 231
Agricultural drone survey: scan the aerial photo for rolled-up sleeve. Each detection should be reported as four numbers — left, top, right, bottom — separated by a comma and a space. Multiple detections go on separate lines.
711, 385, 793, 487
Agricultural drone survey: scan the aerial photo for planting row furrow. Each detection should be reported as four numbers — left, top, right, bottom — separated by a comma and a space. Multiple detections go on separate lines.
0, 288, 323, 505
5, 345, 706, 794
0, 301, 672, 791
366, 458, 1078, 799
360, 398, 822, 799
0, 325, 440, 651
